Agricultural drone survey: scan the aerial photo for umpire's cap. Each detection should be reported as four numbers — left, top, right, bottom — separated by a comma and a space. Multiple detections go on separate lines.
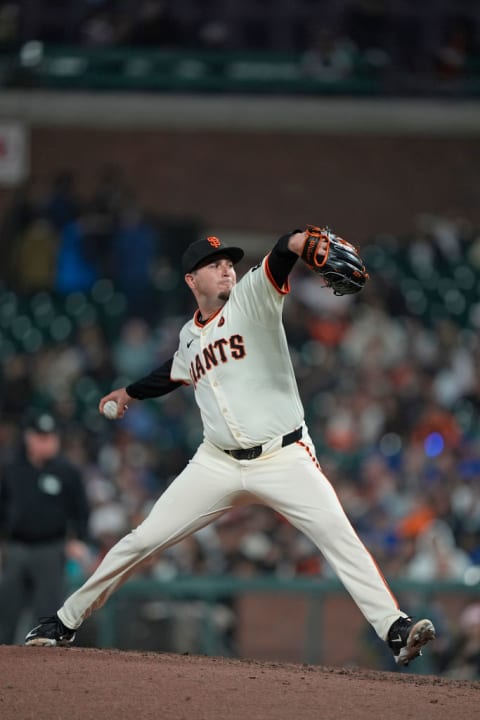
24, 409, 59, 434
182, 236, 244, 274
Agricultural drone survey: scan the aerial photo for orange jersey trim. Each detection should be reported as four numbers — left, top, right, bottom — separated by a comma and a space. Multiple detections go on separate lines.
193, 307, 223, 328
265, 254, 290, 295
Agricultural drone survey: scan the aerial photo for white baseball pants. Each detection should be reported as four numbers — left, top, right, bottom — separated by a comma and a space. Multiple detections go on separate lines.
58, 428, 406, 641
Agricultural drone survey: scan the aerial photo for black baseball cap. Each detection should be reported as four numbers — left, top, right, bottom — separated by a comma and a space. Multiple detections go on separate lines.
24, 410, 59, 434
182, 237, 244, 274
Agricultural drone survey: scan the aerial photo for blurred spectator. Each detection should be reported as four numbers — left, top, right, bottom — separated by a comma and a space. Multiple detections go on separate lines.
111, 194, 159, 318
153, 526, 226, 578
0, 410, 90, 644
80, 7, 119, 47
435, 602, 480, 679
410, 399, 462, 451
300, 27, 355, 83
435, 17, 474, 82
113, 317, 160, 378
54, 208, 102, 294
196, 19, 231, 50
75, 322, 115, 385
9, 215, 58, 293
91, 164, 126, 223
0, 354, 34, 423
403, 519, 472, 581
88, 500, 130, 564
0, 181, 44, 288
43, 170, 80, 232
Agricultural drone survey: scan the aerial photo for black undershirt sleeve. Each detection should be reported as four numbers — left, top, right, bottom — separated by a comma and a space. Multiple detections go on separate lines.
266, 230, 302, 288
126, 357, 183, 400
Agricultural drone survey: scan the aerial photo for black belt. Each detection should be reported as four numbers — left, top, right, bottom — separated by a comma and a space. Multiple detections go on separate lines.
224, 427, 302, 461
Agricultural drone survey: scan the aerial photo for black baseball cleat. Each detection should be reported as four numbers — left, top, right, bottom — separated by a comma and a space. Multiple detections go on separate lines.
25, 614, 76, 647
387, 616, 436, 666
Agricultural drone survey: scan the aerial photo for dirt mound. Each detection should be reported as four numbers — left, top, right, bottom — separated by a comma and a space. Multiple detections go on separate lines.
1, 645, 478, 720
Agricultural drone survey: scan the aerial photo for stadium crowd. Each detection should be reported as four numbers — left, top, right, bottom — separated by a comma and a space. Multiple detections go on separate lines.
1, 168, 480, 675
0, 1, 479, 93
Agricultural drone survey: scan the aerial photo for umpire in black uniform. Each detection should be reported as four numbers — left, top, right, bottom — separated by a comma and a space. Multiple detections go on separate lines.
0, 410, 90, 644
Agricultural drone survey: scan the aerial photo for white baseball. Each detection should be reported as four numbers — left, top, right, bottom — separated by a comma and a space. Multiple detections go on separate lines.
103, 400, 119, 420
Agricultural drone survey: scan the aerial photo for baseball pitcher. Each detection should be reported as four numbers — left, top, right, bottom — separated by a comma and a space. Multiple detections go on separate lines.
25, 227, 435, 666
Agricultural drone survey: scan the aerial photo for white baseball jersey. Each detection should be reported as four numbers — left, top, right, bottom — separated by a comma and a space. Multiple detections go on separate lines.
58, 240, 408, 648
171, 256, 303, 449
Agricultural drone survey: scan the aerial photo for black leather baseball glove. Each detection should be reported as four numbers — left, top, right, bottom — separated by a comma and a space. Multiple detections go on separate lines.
301, 224, 369, 296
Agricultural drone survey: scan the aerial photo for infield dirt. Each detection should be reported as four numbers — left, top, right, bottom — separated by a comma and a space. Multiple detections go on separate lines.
0, 645, 479, 720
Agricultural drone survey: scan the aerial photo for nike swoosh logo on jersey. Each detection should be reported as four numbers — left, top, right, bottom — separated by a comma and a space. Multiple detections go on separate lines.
187, 339, 194, 348
390, 634, 403, 644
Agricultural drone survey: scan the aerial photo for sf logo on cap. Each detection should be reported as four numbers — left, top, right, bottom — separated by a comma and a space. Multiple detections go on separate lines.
207, 237, 221, 248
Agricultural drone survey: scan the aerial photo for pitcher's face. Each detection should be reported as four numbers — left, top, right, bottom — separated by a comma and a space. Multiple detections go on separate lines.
186, 256, 237, 303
